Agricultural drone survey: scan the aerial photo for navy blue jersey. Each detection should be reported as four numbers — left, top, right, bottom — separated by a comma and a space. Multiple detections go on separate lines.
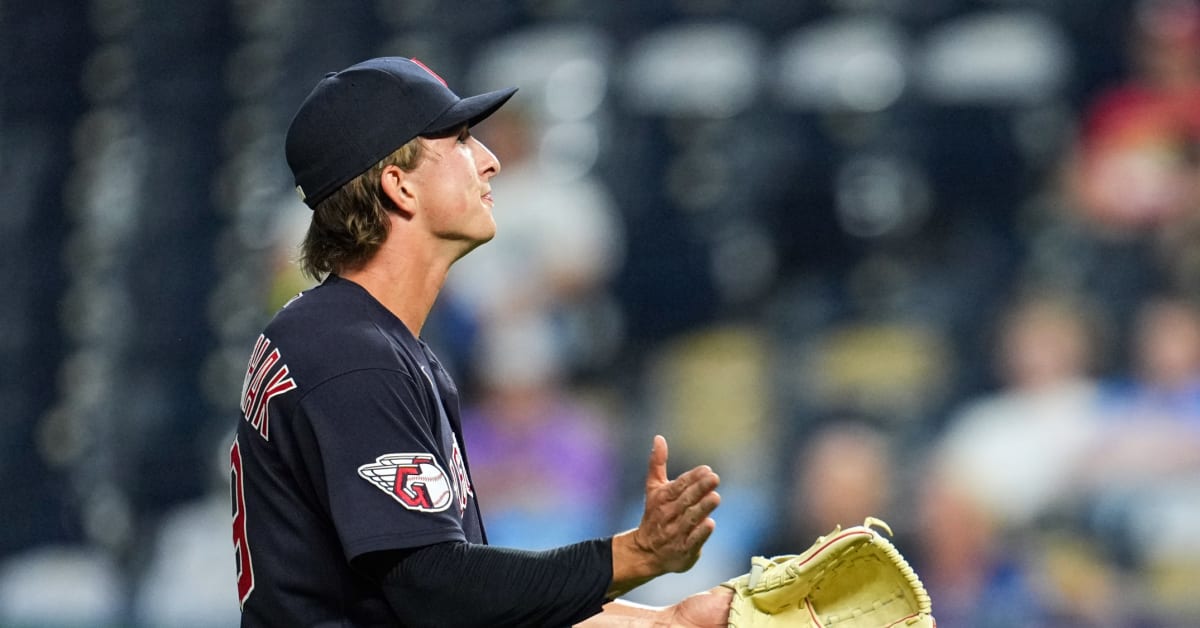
231, 275, 484, 627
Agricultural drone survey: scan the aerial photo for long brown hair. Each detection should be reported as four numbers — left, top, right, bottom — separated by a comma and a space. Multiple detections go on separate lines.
299, 139, 425, 280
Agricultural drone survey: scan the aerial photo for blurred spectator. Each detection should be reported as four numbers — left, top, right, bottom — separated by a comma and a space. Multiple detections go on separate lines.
1084, 293, 1200, 499
1046, 0, 1200, 353
1081, 294, 1200, 606
912, 463, 1052, 628
1066, 0, 1200, 236
923, 292, 1126, 626
760, 420, 899, 558
1054, 0, 1200, 337
459, 319, 619, 550
1090, 292, 1200, 476
935, 292, 1104, 530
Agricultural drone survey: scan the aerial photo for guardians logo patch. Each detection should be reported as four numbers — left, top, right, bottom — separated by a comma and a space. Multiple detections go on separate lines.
358, 453, 454, 513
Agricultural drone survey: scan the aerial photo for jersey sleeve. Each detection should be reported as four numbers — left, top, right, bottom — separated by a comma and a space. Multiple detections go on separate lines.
294, 367, 468, 560
375, 540, 613, 627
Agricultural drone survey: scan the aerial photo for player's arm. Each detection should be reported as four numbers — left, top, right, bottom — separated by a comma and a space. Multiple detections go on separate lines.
361, 539, 613, 627
361, 435, 723, 627
574, 588, 733, 627
365, 544, 731, 628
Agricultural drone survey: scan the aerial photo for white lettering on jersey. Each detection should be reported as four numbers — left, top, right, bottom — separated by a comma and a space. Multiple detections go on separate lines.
240, 334, 297, 441
449, 440, 473, 516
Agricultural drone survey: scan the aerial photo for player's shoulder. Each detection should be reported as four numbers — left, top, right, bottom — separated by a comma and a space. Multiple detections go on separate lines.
258, 276, 422, 384
266, 276, 358, 327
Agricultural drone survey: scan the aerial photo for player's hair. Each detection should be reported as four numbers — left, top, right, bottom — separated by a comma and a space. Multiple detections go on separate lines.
299, 138, 425, 280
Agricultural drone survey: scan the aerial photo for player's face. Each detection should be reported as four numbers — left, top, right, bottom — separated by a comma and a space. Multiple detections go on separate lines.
407, 125, 502, 255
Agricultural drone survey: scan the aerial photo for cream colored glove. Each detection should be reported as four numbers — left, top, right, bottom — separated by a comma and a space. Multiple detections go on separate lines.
722, 518, 934, 627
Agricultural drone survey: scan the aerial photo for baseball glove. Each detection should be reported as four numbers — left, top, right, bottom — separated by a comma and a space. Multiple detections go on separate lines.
722, 517, 934, 627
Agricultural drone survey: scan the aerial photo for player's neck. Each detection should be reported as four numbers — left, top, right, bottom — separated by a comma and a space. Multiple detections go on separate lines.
341, 238, 451, 337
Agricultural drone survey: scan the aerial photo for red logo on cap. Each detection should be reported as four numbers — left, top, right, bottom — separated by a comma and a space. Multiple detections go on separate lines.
410, 58, 448, 87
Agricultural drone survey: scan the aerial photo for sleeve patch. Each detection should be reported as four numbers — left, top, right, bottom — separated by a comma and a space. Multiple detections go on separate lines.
358, 453, 454, 513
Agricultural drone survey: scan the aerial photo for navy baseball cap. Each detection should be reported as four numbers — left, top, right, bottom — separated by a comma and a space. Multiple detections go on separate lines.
285, 57, 518, 208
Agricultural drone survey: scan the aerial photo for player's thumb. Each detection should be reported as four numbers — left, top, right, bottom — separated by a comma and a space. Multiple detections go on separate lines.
645, 434, 669, 490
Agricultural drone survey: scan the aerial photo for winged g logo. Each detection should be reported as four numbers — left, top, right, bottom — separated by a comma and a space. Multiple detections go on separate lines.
358, 453, 454, 513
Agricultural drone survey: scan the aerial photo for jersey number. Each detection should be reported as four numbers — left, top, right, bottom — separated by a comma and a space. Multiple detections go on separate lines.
231, 438, 255, 607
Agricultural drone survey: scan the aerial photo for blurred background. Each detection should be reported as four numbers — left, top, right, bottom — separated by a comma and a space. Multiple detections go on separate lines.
3, 0, 1200, 625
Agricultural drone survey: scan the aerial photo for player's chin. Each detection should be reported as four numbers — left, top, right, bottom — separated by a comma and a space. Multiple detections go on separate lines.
456, 229, 496, 260
455, 214, 496, 243
477, 215, 498, 241
474, 220, 497, 244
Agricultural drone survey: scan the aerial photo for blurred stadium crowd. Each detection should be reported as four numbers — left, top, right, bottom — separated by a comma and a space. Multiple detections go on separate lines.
3, 0, 1200, 625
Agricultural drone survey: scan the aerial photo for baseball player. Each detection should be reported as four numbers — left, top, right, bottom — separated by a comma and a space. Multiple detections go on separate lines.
231, 56, 731, 627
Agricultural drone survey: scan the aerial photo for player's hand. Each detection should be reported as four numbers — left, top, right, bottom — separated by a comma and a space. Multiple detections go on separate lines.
607, 435, 720, 598
666, 586, 734, 627
633, 435, 721, 573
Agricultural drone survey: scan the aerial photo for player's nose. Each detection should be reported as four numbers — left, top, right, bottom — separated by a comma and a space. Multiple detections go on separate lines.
473, 137, 501, 178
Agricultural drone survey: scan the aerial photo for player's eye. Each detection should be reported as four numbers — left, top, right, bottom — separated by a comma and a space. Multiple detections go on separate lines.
456, 127, 470, 143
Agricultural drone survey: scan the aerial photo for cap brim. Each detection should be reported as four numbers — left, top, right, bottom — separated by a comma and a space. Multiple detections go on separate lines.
423, 87, 519, 136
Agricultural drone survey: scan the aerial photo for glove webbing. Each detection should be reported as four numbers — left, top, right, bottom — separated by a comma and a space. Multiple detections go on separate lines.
803, 519, 932, 626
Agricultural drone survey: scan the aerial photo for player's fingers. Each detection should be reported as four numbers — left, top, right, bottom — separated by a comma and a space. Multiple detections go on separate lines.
661, 466, 718, 504
680, 490, 720, 529
685, 516, 717, 550
686, 468, 720, 500
640, 485, 716, 542
677, 464, 718, 485
653, 489, 719, 542
644, 435, 669, 491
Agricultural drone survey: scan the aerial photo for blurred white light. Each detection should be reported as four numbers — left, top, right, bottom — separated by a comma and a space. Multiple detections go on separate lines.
36, 404, 89, 468
469, 24, 613, 120
544, 58, 608, 120
76, 135, 146, 241
835, 155, 930, 238
624, 22, 765, 117
775, 16, 909, 112
917, 10, 1072, 104
837, 51, 906, 112
83, 484, 133, 550
538, 121, 600, 180
710, 224, 778, 305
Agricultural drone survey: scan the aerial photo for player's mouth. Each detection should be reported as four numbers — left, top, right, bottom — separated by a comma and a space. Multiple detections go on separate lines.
482, 191, 493, 205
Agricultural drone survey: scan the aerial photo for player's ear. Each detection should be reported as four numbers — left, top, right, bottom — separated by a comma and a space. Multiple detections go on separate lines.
380, 164, 416, 217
